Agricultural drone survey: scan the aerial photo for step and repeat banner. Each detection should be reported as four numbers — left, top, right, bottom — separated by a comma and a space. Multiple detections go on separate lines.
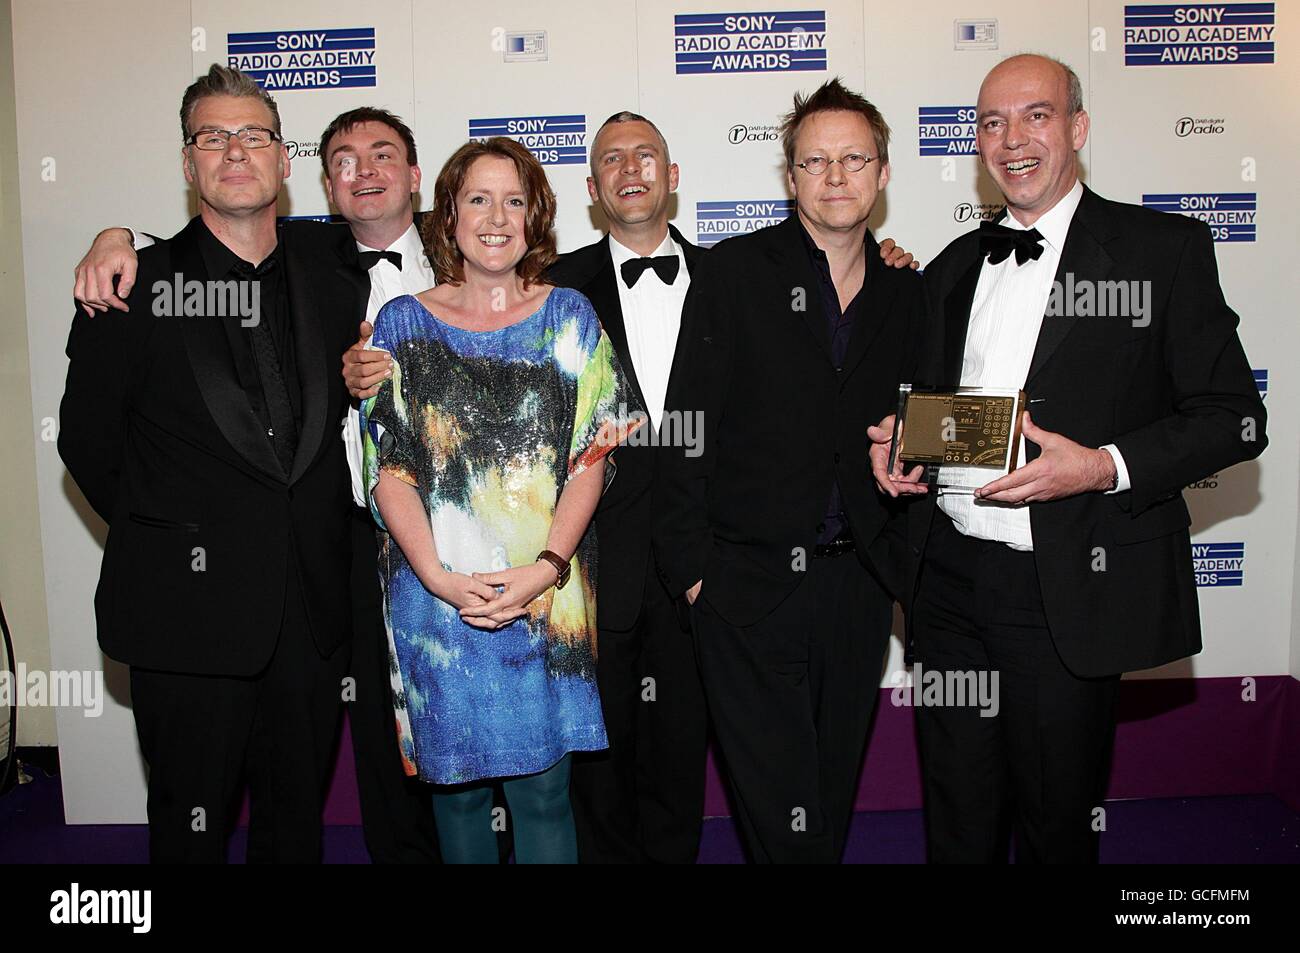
13, 0, 1296, 822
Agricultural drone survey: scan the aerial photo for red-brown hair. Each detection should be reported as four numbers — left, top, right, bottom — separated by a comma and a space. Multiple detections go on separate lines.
420, 137, 558, 287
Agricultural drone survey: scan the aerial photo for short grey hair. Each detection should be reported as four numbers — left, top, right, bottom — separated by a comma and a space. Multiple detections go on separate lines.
1056, 57, 1085, 115
180, 64, 282, 141
590, 110, 672, 174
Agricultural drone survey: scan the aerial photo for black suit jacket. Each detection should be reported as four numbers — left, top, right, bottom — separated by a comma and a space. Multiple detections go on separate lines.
904, 186, 1267, 677
546, 225, 704, 631
653, 215, 922, 627
59, 216, 366, 677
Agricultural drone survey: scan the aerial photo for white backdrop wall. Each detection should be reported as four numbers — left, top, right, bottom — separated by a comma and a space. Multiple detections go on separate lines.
12, 0, 1297, 823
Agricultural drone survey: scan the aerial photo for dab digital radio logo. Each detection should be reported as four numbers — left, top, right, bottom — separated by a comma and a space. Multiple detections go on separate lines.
283, 139, 320, 160
228, 27, 376, 90
467, 115, 587, 166
1142, 192, 1256, 242
919, 106, 977, 156
954, 202, 1002, 223
696, 199, 794, 247
727, 123, 781, 145
1175, 116, 1226, 137
675, 11, 828, 74
1193, 542, 1245, 587
1124, 3, 1276, 66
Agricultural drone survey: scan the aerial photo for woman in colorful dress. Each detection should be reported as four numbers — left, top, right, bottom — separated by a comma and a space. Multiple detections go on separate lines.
359, 137, 642, 863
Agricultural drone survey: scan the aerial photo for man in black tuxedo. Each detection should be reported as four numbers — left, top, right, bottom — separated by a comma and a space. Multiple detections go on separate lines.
73, 108, 446, 865
59, 65, 363, 863
870, 54, 1267, 863
654, 80, 923, 863
546, 112, 710, 864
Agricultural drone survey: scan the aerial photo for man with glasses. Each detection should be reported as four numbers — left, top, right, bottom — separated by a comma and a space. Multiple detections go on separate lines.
653, 78, 922, 863
59, 64, 363, 862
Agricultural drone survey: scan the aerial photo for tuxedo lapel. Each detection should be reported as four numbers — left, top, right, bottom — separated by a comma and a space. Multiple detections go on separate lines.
942, 253, 983, 386
1026, 188, 1116, 387
839, 237, 897, 382
670, 224, 703, 276
173, 220, 285, 483
586, 240, 649, 414
282, 225, 333, 485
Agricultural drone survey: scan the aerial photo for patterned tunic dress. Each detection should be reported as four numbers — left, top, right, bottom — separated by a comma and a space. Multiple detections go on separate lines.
360, 287, 641, 784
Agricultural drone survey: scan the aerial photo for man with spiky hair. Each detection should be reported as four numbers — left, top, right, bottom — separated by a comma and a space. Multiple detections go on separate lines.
654, 79, 923, 863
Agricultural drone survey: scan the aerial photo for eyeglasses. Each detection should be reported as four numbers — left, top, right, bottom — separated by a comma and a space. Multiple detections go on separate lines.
795, 153, 877, 175
185, 126, 282, 150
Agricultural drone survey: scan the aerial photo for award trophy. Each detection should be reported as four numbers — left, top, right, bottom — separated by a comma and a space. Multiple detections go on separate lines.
888, 385, 1027, 491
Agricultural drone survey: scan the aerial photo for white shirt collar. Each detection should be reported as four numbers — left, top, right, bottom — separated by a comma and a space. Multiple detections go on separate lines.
608, 229, 679, 266
356, 220, 424, 263
1003, 179, 1084, 255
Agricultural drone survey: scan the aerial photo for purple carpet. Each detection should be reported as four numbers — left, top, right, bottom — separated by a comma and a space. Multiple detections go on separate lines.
2, 767, 1296, 862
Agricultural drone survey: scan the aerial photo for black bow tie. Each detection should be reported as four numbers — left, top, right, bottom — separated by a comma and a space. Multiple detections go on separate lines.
979, 221, 1045, 266
620, 255, 680, 289
358, 249, 403, 272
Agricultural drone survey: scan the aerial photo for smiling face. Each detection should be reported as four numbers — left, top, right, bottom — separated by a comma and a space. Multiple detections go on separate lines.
453, 155, 529, 279
586, 120, 678, 229
323, 120, 420, 229
787, 109, 888, 237
182, 94, 289, 216
975, 55, 1089, 226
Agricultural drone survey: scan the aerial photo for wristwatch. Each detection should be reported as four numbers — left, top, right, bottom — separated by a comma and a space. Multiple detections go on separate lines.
536, 550, 571, 590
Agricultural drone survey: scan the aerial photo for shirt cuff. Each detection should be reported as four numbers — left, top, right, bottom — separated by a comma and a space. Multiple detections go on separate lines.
343, 407, 365, 507
1100, 443, 1131, 494
123, 226, 154, 251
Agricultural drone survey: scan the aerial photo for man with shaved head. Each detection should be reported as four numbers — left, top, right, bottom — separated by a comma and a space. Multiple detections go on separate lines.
870, 54, 1266, 863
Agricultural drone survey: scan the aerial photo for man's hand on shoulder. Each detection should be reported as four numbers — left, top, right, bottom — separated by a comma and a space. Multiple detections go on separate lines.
74, 228, 139, 316
879, 237, 921, 271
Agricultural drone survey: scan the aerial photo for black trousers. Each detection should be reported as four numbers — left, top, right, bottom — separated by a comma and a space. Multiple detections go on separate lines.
347, 513, 441, 863
692, 553, 892, 863
571, 562, 709, 863
129, 565, 350, 863
912, 509, 1120, 864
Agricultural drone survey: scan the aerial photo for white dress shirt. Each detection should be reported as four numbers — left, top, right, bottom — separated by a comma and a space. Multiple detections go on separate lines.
938, 181, 1128, 551
608, 231, 691, 432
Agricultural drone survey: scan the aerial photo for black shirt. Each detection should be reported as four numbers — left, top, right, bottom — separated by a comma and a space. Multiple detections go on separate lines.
193, 219, 301, 437
799, 219, 867, 545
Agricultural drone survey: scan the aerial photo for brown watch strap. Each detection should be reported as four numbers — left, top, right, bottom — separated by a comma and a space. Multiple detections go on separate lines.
537, 550, 570, 590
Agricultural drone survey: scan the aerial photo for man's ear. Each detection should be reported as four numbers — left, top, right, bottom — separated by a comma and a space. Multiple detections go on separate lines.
182, 147, 195, 183
409, 164, 422, 195
877, 162, 891, 190
586, 175, 599, 205
667, 162, 680, 193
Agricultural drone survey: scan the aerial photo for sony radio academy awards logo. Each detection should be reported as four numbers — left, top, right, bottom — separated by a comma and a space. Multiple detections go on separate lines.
1142, 192, 1257, 242
675, 10, 828, 74
228, 27, 376, 90
467, 115, 587, 166
1193, 542, 1245, 587
1124, 3, 1276, 66
696, 199, 794, 247
919, 106, 976, 156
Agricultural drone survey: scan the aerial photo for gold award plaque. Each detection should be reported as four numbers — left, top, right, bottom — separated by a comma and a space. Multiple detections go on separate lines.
889, 385, 1026, 486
